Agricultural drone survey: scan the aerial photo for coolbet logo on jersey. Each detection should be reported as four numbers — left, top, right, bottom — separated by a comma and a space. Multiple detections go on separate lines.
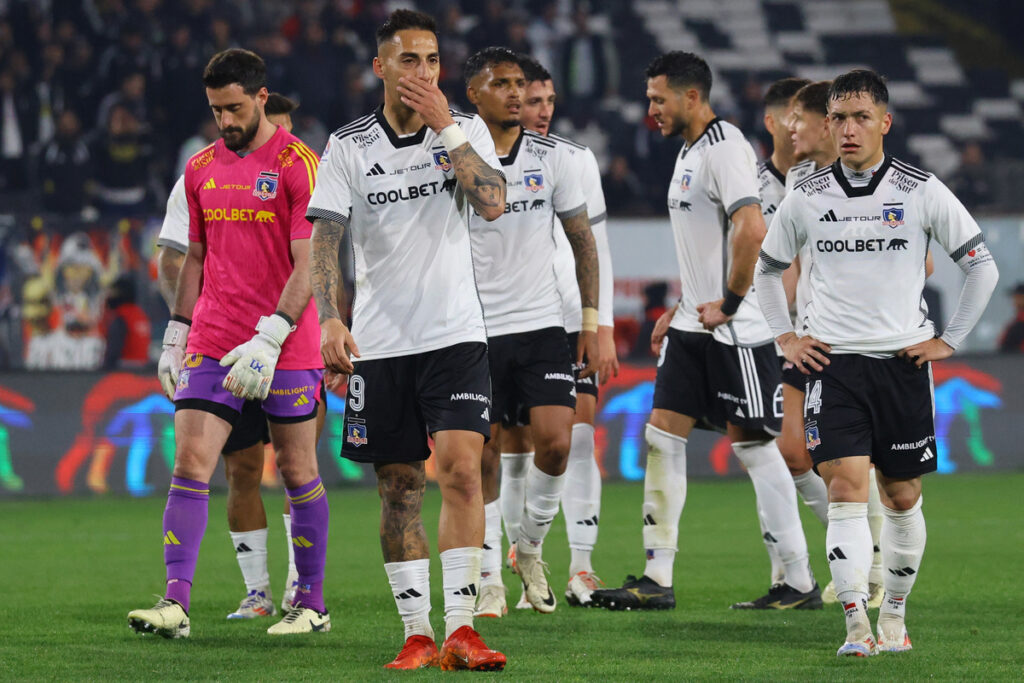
882, 205, 905, 227
433, 149, 452, 171
253, 171, 279, 200
524, 172, 544, 192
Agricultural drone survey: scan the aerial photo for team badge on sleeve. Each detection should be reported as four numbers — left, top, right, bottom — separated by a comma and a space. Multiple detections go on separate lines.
433, 150, 452, 171
804, 421, 821, 450
345, 418, 368, 447
882, 205, 905, 227
524, 172, 544, 192
253, 171, 280, 201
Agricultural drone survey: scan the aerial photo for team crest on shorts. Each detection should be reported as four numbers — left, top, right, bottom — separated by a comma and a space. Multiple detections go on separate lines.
433, 150, 452, 171
882, 205, 905, 227
524, 172, 544, 192
679, 173, 691, 191
253, 171, 279, 200
804, 421, 821, 450
177, 369, 190, 391
345, 417, 368, 447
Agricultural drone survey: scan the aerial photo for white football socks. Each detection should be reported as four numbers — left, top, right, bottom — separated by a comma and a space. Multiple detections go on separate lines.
384, 559, 433, 641
758, 505, 786, 586
283, 513, 297, 576
481, 500, 503, 587
519, 463, 566, 552
880, 496, 926, 622
499, 452, 532, 546
229, 528, 270, 592
827, 502, 873, 638
733, 440, 813, 593
868, 468, 884, 586
793, 469, 829, 528
563, 423, 601, 575
441, 547, 481, 638
641, 423, 687, 587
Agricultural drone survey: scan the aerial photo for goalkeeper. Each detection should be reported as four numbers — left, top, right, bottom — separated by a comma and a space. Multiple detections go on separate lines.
129, 48, 330, 639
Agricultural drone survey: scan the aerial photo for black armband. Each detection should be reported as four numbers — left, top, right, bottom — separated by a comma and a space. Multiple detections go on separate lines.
720, 290, 744, 317
274, 310, 295, 327
171, 314, 192, 326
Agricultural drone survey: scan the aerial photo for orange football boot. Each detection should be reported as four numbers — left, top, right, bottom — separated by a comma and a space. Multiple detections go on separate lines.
384, 635, 440, 669
439, 626, 506, 671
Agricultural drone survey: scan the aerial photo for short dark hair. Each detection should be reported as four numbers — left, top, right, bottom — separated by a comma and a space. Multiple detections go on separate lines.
463, 46, 521, 85
519, 55, 552, 84
265, 92, 298, 116
202, 48, 266, 94
376, 9, 437, 46
828, 69, 888, 106
794, 80, 832, 117
645, 51, 712, 100
763, 77, 810, 108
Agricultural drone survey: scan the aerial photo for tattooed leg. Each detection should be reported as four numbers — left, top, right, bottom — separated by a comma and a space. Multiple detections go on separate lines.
375, 462, 430, 562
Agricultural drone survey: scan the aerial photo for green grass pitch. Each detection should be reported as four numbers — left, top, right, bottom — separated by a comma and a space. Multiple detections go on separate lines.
1, 473, 1022, 680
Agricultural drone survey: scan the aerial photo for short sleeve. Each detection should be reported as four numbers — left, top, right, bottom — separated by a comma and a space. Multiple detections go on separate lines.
283, 140, 319, 240
922, 176, 991, 269
551, 145, 587, 218
707, 139, 761, 217
581, 148, 607, 224
306, 136, 352, 227
461, 114, 502, 173
184, 166, 204, 244
157, 174, 189, 253
759, 192, 804, 269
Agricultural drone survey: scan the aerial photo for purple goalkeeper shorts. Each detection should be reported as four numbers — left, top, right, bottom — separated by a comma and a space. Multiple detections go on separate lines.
174, 353, 323, 423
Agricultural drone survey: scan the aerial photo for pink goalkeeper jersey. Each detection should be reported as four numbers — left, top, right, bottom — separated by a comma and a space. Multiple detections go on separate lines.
184, 125, 321, 369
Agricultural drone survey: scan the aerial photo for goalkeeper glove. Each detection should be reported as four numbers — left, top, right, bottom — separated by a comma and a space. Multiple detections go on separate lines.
220, 314, 294, 400
158, 319, 190, 400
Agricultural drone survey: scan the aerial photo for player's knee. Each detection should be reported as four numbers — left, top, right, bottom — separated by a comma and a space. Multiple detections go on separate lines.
276, 456, 317, 490
224, 450, 263, 492
777, 437, 811, 476
436, 458, 481, 504
376, 465, 426, 512
172, 443, 215, 481
826, 472, 864, 503
480, 445, 500, 482
537, 430, 571, 461
881, 484, 921, 511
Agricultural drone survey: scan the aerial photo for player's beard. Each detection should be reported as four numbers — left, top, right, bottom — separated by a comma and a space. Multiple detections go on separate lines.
221, 109, 261, 151
663, 114, 687, 138
499, 118, 519, 129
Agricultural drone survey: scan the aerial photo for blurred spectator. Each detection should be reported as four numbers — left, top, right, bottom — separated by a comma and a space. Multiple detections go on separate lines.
472, 0, 511, 51
602, 155, 647, 215
25, 313, 104, 370
161, 23, 208, 149
630, 281, 668, 360
947, 141, 994, 212
36, 110, 93, 215
95, 25, 161, 97
559, 7, 618, 121
54, 232, 104, 334
526, 4, 561, 71
998, 282, 1024, 353
91, 104, 154, 217
505, 11, 532, 55
334, 65, 381, 126
96, 71, 149, 133
290, 21, 351, 125
175, 119, 219, 178
0, 64, 38, 192
101, 274, 151, 369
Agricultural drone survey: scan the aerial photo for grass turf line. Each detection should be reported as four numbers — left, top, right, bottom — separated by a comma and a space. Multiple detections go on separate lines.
0, 473, 1022, 680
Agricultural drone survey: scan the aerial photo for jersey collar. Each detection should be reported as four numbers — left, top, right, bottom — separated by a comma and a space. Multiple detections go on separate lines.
375, 105, 427, 149
499, 128, 525, 167
680, 116, 722, 160
830, 154, 892, 198
764, 158, 785, 184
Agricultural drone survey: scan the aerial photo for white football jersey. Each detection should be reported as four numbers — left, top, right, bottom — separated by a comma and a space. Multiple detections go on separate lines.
666, 118, 770, 346
757, 159, 786, 221
761, 156, 991, 354
307, 108, 501, 361
548, 137, 613, 333
470, 129, 587, 337
784, 158, 820, 324
156, 174, 189, 254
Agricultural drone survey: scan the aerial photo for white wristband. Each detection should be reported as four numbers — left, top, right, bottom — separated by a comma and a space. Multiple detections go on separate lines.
256, 314, 294, 348
162, 320, 190, 348
438, 123, 468, 152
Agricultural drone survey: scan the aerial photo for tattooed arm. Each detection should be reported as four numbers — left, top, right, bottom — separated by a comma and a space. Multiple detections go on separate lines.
310, 217, 359, 373
561, 208, 600, 378
447, 142, 506, 221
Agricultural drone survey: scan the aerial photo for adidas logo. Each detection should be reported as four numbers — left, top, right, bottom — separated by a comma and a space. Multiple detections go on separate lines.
292, 536, 313, 548
888, 566, 916, 577
920, 447, 934, 463
453, 584, 477, 597
576, 515, 599, 527
480, 407, 489, 421
235, 543, 252, 553
819, 209, 839, 222
163, 531, 181, 545
293, 394, 310, 407
735, 406, 745, 418
394, 588, 423, 600
643, 513, 656, 526
365, 162, 385, 176
202, 177, 217, 190
827, 546, 847, 562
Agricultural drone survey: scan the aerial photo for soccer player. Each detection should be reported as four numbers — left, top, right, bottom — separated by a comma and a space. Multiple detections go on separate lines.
154, 91, 325, 619
307, 10, 506, 671
757, 77, 809, 219
460, 48, 599, 618
128, 48, 329, 638
492, 55, 616, 611
590, 51, 818, 612
755, 69, 998, 656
